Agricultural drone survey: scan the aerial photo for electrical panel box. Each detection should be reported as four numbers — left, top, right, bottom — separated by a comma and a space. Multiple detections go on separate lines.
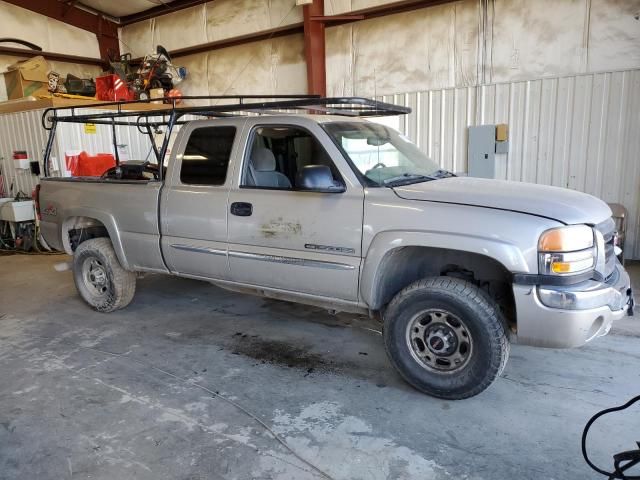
468, 124, 509, 178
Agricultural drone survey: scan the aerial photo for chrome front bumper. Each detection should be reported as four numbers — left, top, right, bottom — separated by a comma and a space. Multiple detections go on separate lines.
513, 262, 633, 348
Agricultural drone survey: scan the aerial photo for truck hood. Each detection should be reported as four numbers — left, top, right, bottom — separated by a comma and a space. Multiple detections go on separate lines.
392, 177, 611, 225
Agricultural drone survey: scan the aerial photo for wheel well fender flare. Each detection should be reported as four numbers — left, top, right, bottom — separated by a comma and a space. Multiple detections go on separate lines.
61, 208, 130, 270
360, 230, 528, 309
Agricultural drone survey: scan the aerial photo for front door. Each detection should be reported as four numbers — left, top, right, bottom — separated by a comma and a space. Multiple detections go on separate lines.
227, 119, 364, 301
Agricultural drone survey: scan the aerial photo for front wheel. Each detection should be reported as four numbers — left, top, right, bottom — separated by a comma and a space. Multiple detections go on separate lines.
73, 238, 136, 312
383, 277, 509, 399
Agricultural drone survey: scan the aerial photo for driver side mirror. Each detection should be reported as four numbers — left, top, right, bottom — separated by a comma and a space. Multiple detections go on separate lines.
296, 165, 345, 193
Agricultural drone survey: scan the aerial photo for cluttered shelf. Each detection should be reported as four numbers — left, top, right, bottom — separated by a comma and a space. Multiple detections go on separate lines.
1, 44, 187, 114
0, 96, 171, 115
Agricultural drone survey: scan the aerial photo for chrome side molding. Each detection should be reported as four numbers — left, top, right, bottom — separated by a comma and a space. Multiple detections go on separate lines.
170, 244, 227, 256
229, 251, 355, 270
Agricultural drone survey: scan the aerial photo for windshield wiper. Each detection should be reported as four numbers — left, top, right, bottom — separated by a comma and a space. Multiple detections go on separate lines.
431, 169, 456, 178
382, 173, 436, 187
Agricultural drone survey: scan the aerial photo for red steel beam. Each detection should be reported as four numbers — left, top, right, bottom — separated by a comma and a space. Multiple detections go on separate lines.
303, 0, 326, 97
119, 0, 211, 26
2, 0, 119, 65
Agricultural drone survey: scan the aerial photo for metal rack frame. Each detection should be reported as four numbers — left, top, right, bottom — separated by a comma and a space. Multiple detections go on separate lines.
41, 95, 411, 177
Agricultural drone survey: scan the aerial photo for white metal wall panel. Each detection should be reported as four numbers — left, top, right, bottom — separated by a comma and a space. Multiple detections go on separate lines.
0, 108, 165, 196
0, 109, 52, 196
387, 69, 640, 259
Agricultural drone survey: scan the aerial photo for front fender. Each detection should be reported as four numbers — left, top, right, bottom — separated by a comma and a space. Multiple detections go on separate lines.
61, 207, 130, 270
360, 230, 529, 307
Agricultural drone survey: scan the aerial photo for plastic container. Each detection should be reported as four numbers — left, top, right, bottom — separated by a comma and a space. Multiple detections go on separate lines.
0, 200, 35, 222
13, 151, 30, 169
95, 74, 134, 101
65, 151, 116, 177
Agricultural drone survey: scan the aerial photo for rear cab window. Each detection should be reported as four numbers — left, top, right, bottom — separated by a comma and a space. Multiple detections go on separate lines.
180, 126, 236, 185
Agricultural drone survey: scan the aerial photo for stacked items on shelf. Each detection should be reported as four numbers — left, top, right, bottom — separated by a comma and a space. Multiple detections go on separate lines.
1, 43, 187, 103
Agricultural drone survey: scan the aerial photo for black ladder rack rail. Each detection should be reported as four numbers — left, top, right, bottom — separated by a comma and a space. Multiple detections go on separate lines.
41, 95, 411, 177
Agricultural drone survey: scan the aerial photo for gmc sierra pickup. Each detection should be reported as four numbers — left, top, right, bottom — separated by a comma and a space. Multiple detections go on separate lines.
37, 97, 634, 399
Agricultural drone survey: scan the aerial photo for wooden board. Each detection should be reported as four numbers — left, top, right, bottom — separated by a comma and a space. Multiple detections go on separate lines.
0, 96, 170, 115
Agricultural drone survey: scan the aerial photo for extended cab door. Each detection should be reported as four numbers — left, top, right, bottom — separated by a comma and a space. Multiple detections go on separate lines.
160, 118, 247, 279
226, 117, 364, 301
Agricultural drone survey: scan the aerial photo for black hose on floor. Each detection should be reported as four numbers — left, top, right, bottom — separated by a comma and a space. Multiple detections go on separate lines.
582, 394, 640, 479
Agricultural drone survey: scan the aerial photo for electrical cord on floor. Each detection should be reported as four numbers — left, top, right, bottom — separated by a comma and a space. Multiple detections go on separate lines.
582, 394, 640, 479
29, 335, 335, 480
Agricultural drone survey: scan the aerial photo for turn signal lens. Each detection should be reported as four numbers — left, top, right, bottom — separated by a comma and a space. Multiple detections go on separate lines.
538, 225, 594, 252
539, 249, 595, 276
551, 262, 572, 274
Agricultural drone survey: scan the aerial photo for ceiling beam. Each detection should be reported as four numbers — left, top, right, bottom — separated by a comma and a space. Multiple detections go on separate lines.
119, 0, 211, 26
2, 0, 115, 34
2, 0, 118, 64
62, 0, 80, 17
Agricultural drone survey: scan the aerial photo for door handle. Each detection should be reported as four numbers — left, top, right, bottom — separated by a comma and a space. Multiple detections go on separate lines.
230, 202, 253, 216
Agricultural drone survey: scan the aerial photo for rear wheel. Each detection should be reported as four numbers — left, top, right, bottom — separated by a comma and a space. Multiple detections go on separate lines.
383, 277, 509, 399
73, 238, 136, 312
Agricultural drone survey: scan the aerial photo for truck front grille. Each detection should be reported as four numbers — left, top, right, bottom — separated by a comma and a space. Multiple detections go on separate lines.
595, 217, 616, 280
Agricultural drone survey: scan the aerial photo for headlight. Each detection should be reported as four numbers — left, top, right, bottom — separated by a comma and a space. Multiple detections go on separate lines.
538, 225, 595, 275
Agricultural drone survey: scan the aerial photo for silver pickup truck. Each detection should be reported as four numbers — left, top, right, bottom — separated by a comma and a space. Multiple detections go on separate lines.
37, 97, 634, 399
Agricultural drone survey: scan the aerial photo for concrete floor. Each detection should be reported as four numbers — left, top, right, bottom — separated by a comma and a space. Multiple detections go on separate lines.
0, 254, 638, 480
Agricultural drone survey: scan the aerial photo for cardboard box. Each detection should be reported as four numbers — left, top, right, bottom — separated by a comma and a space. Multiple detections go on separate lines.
3, 56, 50, 100
149, 88, 165, 100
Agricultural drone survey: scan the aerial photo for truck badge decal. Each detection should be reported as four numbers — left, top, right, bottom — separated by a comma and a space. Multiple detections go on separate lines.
305, 243, 355, 254
43, 204, 57, 216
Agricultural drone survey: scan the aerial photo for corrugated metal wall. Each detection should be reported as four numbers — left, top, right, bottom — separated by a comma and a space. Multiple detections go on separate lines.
0, 108, 158, 196
383, 68, 640, 259
0, 109, 51, 196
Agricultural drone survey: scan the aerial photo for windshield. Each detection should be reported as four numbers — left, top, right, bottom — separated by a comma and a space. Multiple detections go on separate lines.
324, 121, 446, 186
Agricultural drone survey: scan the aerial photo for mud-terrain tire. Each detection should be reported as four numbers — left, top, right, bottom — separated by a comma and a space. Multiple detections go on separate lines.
383, 277, 509, 399
73, 238, 136, 312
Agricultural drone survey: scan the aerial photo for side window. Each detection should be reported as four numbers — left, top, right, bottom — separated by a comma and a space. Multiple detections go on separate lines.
242, 126, 342, 190
180, 126, 236, 185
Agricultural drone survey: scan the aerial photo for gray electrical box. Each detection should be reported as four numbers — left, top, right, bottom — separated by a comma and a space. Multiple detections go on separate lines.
468, 124, 509, 179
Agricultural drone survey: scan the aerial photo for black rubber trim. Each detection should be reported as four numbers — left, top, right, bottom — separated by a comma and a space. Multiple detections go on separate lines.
512, 271, 594, 286
41, 177, 153, 185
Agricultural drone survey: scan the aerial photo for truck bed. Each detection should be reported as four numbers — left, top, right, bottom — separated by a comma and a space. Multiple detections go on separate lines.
39, 177, 166, 272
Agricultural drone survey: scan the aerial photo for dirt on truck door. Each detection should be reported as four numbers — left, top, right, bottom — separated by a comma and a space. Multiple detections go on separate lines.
226, 120, 364, 301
